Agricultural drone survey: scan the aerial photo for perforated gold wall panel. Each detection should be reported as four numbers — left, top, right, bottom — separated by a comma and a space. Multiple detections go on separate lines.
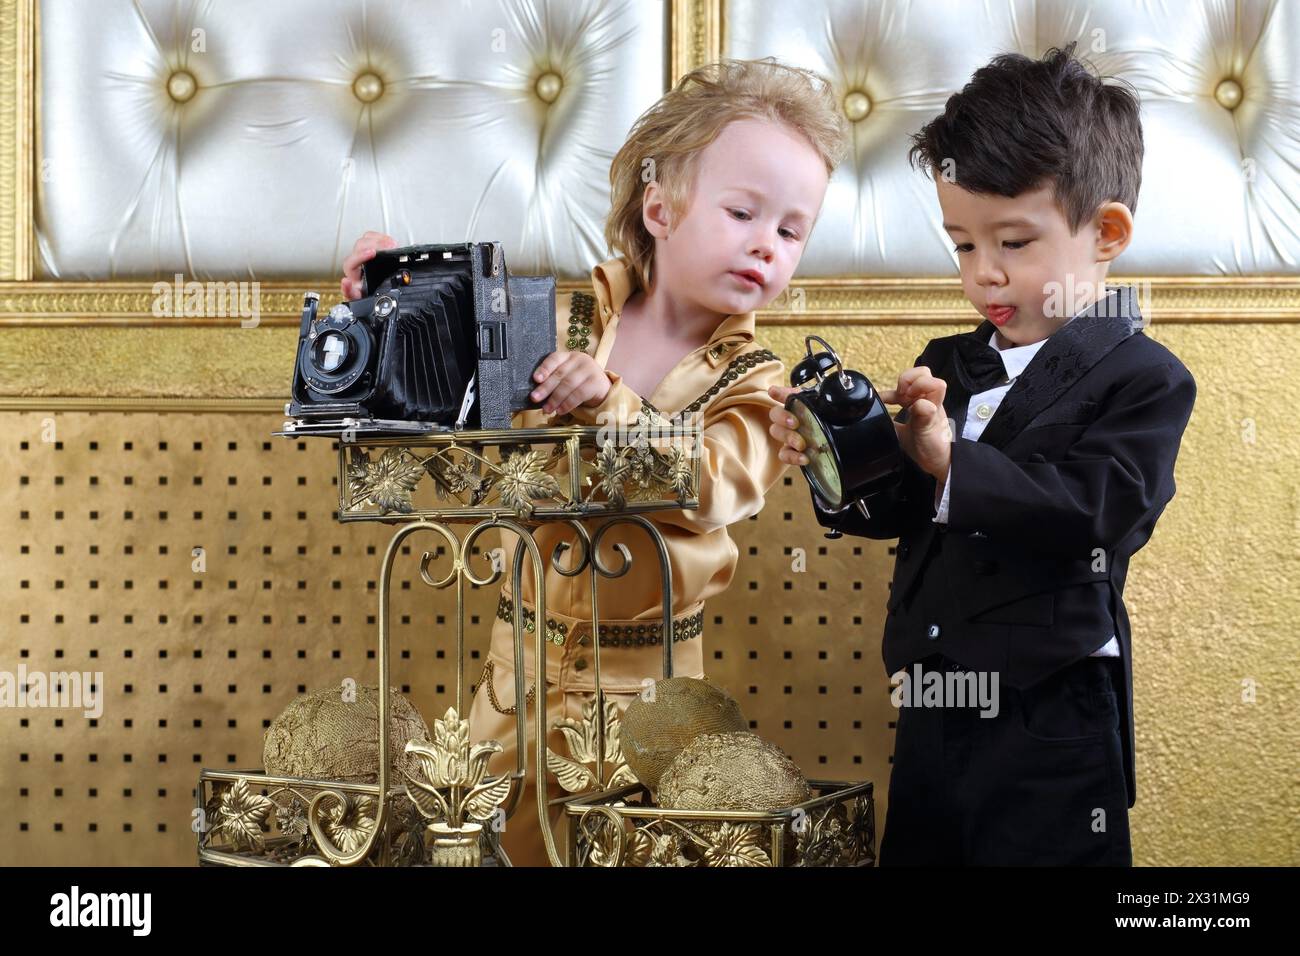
5, 319, 1297, 867
0, 408, 900, 866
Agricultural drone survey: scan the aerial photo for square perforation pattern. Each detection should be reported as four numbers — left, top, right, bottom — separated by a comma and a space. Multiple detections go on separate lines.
0, 412, 896, 865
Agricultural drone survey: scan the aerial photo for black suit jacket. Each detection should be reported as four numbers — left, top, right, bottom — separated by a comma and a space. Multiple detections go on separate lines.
812, 286, 1196, 807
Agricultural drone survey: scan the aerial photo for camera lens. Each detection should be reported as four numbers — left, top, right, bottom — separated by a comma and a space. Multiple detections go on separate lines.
312, 330, 351, 373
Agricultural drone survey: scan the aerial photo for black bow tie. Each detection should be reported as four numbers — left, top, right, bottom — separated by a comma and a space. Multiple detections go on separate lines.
952, 334, 1012, 394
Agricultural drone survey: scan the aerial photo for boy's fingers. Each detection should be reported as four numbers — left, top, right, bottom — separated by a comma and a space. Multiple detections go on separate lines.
894, 366, 932, 399
910, 398, 949, 432
915, 377, 947, 408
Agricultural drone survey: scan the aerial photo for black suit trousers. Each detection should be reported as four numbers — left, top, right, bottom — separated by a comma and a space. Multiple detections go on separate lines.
879, 653, 1132, 866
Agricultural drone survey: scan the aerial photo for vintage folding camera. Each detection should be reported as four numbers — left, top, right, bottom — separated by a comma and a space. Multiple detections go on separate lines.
279, 241, 555, 436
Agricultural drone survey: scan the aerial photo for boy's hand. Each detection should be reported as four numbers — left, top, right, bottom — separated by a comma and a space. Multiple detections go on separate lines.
340, 231, 397, 299
530, 351, 612, 416
879, 367, 952, 481
767, 385, 809, 466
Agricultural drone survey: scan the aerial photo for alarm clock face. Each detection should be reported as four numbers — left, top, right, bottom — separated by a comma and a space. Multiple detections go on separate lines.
792, 399, 843, 506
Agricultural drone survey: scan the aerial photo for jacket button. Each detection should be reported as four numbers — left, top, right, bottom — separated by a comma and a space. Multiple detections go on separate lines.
898, 543, 910, 559
574, 658, 588, 671
973, 559, 997, 575
926, 624, 941, 640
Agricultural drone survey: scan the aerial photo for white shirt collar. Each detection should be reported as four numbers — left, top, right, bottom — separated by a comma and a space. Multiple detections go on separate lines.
987, 289, 1115, 380
987, 329, 1047, 381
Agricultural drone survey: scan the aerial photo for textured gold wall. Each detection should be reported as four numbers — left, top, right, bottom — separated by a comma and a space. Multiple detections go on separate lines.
2, 319, 1294, 867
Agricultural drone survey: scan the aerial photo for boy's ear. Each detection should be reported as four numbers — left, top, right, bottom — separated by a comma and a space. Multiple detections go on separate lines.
642, 181, 673, 241
1094, 202, 1134, 263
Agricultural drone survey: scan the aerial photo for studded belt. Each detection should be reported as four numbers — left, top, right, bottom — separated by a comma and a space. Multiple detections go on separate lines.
494, 594, 704, 648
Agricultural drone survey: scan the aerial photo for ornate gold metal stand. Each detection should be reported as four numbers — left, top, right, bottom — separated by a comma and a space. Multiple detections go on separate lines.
197, 423, 702, 866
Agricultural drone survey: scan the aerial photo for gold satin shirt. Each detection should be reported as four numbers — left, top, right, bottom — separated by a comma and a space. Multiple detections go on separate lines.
486, 256, 791, 692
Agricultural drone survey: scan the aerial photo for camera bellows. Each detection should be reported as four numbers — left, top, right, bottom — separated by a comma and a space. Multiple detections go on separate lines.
382, 273, 474, 421
262, 685, 431, 783
619, 677, 748, 790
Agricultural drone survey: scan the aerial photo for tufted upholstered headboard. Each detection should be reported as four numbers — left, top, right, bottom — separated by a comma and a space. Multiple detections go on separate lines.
25, 0, 1300, 285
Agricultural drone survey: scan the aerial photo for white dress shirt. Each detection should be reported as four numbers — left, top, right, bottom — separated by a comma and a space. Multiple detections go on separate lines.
931, 323, 1120, 658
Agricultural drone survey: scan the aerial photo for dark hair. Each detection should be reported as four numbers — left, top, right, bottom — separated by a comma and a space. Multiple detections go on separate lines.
908, 42, 1143, 233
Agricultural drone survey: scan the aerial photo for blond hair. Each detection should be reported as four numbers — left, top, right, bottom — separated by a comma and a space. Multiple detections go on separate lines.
605, 58, 850, 291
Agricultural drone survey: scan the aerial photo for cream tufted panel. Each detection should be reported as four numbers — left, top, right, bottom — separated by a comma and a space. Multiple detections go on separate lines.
34, 0, 1299, 280
728, 0, 1300, 275
35, 0, 667, 280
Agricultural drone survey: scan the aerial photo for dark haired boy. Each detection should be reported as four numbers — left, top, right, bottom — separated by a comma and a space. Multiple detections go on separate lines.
769, 44, 1196, 865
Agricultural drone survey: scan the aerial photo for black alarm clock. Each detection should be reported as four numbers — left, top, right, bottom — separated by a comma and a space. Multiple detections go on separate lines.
784, 335, 904, 535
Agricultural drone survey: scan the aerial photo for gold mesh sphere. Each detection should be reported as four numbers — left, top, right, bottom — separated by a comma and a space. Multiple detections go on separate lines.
619, 677, 747, 790
657, 732, 811, 812
263, 685, 430, 783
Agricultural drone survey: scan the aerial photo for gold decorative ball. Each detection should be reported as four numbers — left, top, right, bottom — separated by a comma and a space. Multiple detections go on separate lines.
619, 677, 747, 790
1214, 78, 1243, 110
844, 90, 871, 122
167, 70, 197, 103
657, 732, 811, 813
535, 71, 563, 103
353, 72, 385, 103
263, 685, 430, 783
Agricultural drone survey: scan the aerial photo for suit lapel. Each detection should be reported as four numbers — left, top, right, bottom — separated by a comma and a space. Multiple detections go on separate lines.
977, 286, 1142, 450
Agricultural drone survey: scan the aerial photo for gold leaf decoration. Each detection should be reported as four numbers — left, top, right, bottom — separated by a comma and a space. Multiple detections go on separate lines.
593, 440, 630, 510
547, 749, 599, 794
463, 773, 513, 825
211, 777, 274, 852
581, 812, 630, 867
426, 454, 490, 504
703, 822, 770, 867
647, 832, 696, 867
323, 794, 378, 856
404, 708, 509, 831
348, 447, 426, 513
624, 828, 655, 867
667, 444, 696, 501
546, 694, 632, 794
497, 449, 562, 518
